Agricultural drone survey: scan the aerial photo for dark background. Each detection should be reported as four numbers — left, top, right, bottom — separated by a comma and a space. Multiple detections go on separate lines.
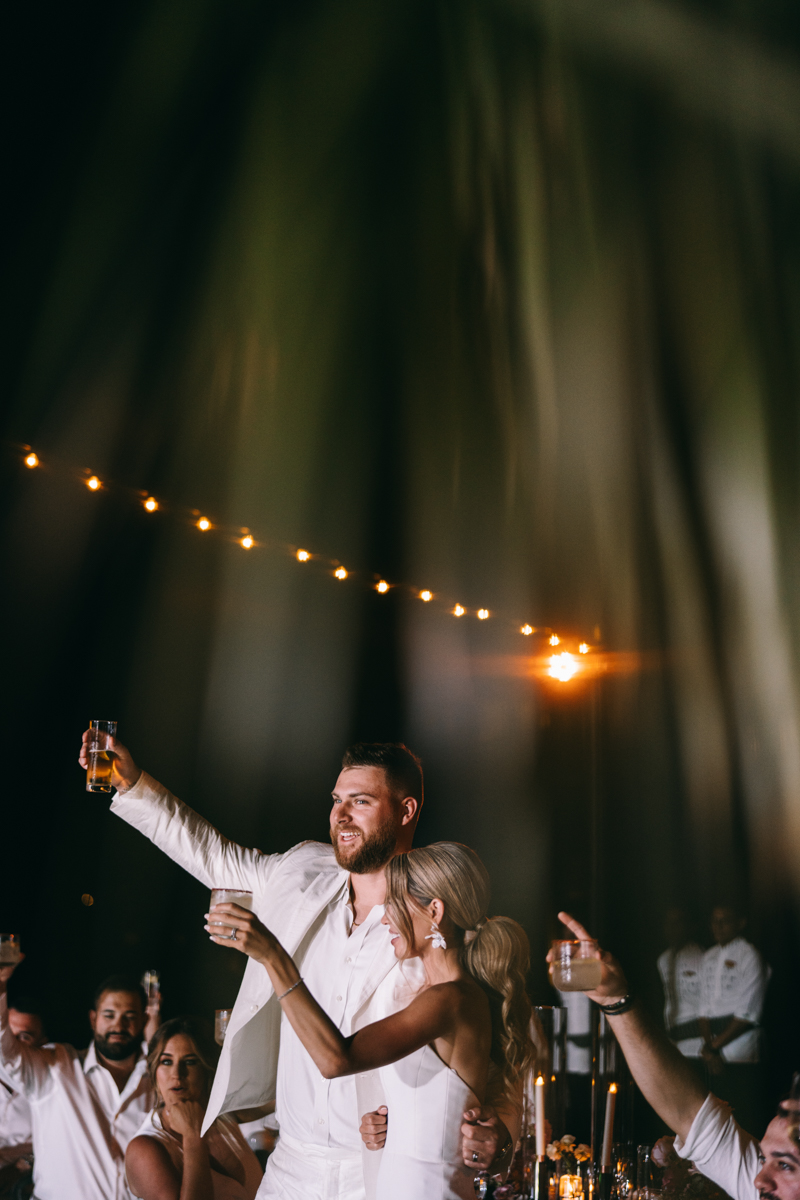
3, 0, 800, 1143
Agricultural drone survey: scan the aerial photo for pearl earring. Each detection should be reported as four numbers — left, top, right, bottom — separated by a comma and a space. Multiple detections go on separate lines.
425, 922, 447, 950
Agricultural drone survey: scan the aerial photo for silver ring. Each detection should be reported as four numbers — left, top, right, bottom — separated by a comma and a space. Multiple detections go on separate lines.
229, 929, 237, 942
472, 1152, 480, 1163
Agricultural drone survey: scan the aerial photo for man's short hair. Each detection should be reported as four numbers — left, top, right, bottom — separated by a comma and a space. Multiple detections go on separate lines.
341, 743, 423, 805
92, 975, 147, 1012
8, 994, 45, 1017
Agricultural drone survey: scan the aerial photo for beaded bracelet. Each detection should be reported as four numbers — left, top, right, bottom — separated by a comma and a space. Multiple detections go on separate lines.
597, 994, 635, 1015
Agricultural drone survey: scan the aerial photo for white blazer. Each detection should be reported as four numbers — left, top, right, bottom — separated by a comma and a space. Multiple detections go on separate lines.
110, 770, 414, 1195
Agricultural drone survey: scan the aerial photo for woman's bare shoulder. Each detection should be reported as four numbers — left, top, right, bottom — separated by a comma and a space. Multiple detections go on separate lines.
126, 1134, 181, 1199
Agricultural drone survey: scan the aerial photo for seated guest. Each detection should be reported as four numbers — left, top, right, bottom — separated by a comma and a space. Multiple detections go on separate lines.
657, 908, 704, 1057
550, 913, 796, 1200
126, 1016, 262, 1200
0, 959, 152, 1200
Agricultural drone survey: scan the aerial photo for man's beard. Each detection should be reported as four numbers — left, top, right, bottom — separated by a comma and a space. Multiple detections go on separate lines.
330, 819, 397, 874
94, 1031, 141, 1062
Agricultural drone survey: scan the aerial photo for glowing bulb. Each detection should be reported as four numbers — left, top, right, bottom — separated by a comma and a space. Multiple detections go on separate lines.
241, 535, 254, 549
608, 1083, 618, 1094
477, 609, 489, 620
453, 604, 465, 617
521, 624, 533, 636
549, 633, 560, 646
296, 549, 310, 562
419, 590, 433, 602
197, 517, 211, 531
86, 476, 101, 491
579, 642, 589, 654
143, 497, 158, 512
376, 580, 389, 593
335, 566, 347, 580
24, 452, 38, 468
548, 652, 578, 682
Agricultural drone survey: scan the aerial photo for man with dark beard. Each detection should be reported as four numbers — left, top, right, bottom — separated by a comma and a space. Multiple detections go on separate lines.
80, 737, 514, 1200
0, 964, 152, 1199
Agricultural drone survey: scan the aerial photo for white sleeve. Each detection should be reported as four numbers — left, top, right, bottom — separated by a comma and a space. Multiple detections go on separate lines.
110, 771, 284, 891
674, 1093, 760, 1200
0, 993, 54, 1100
731, 946, 768, 1023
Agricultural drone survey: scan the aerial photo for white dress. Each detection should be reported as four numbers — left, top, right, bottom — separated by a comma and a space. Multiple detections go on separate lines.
375, 1044, 480, 1200
128, 1109, 263, 1200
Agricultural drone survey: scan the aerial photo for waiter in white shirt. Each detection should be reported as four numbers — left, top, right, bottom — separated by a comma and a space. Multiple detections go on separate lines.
0, 965, 152, 1200
656, 908, 704, 1057
697, 904, 770, 1135
79, 736, 518, 1200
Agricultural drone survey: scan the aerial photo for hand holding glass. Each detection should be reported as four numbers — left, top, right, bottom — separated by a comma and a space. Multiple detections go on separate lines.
86, 720, 118, 793
0, 934, 21, 965
209, 889, 253, 939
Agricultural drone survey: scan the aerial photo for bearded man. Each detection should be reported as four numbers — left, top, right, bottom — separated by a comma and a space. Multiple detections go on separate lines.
80, 738, 516, 1200
0, 966, 152, 1199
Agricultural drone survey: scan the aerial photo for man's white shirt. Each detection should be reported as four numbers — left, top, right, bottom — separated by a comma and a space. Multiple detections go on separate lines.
674, 1092, 760, 1200
0, 992, 152, 1200
0, 1075, 33, 1166
699, 938, 769, 1063
657, 943, 705, 1057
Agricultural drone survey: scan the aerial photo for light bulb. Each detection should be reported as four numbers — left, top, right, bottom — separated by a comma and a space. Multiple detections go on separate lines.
548, 652, 578, 682
376, 580, 389, 593
296, 549, 310, 562
419, 590, 433, 602
197, 517, 211, 531
453, 605, 465, 617
86, 476, 101, 491
521, 624, 533, 636
579, 643, 589, 654
24, 452, 38, 468
477, 609, 489, 620
549, 634, 560, 646
335, 566, 347, 580
241, 535, 254, 549
143, 497, 158, 512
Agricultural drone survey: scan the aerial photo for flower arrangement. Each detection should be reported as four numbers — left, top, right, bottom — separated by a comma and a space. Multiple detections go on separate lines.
546, 1136, 592, 1172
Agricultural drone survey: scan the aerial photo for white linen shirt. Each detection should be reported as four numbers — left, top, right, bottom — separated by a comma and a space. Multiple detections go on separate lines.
276, 881, 395, 1151
0, 1077, 33, 1166
0, 993, 152, 1200
674, 1092, 760, 1200
657, 943, 705, 1057
699, 938, 769, 1062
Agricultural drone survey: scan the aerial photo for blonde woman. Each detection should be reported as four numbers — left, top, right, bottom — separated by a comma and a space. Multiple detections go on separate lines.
207, 842, 534, 1200
126, 1017, 263, 1200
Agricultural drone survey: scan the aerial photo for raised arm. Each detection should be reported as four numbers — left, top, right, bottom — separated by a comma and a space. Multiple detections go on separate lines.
205, 904, 458, 1080
552, 913, 707, 1141
0, 962, 53, 1099
78, 733, 273, 891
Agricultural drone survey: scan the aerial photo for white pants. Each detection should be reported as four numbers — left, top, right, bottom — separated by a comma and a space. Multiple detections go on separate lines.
257, 1133, 365, 1200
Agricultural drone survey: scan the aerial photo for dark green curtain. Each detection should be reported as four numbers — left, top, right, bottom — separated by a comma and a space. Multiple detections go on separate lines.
3, 0, 800, 1099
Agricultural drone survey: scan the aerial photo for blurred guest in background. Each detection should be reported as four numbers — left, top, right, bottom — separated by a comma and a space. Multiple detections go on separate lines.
0, 996, 48, 1197
657, 908, 704, 1058
0, 961, 152, 1200
699, 904, 770, 1134
126, 1016, 262, 1200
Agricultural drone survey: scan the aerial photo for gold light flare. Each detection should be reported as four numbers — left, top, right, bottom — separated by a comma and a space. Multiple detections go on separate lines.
296, 549, 310, 562
334, 566, 347, 580
86, 476, 101, 491
143, 497, 158, 512
477, 609, 489, 620
579, 642, 589, 654
376, 580, 389, 593
24, 452, 38, 468
548, 652, 579, 681
419, 590, 433, 602
521, 624, 533, 636
453, 604, 465, 617
241, 534, 254, 549
549, 633, 560, 646
197, 517, 211, 531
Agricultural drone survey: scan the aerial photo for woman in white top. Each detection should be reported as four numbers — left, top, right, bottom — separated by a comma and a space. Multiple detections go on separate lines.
126, 1017, 263, 1200
207, 842, 534, 1200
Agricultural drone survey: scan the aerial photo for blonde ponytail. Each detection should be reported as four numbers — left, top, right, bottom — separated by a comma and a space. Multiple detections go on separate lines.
384, 842, 535, 1093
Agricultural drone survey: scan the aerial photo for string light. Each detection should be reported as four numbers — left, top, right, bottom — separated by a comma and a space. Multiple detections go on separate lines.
477, 609, 489, 620
549, 633, 560, 646
376, 580, 389, 593
548, 652, 578, 682
334, 566, 347, 580
579, 643, 589, 654
143, 497, 158, 512
521, 624, 533, 636
241, 535, 254, 549
197, 517, 211, 531
453, 605, 465, 617
419, 590, 433, 602
296, 549, 310, 562
86, 476, 101, 491
24, 452, 38, 468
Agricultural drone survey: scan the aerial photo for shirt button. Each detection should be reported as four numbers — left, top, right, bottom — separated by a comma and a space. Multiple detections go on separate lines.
345, 957, 352, 964
336, 995, 342, 1002
318, 1117, 325, 1124
251, 1004, 258, 1012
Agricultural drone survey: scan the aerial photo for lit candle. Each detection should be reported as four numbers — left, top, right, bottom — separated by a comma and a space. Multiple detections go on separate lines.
601, 1083, 618, 1170
535, 1074, 546, 1159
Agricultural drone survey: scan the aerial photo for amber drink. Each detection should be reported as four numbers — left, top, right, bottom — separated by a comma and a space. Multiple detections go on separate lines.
86, 720, 117, 793
551, 939, 603, 991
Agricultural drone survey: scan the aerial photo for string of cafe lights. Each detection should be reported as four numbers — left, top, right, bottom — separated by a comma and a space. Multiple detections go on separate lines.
12, 441, 600, 681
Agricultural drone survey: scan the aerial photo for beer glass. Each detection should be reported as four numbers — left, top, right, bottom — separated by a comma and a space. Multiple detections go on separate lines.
215, 1008, 232, 1046
550, 939, 602, 991
86, 720, 118, 793
142, 969, 161, 1006
0, 934, 21, 965
209, 889, 253, 939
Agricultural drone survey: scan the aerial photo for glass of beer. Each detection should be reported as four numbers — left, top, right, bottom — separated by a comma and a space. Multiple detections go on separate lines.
550, 939, 603, 991
0, 934, 21, 965
142, 969, 161, 1006
209, 889, 253, 939
86, 720, 118, 793
215, 1008, 232, 1046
